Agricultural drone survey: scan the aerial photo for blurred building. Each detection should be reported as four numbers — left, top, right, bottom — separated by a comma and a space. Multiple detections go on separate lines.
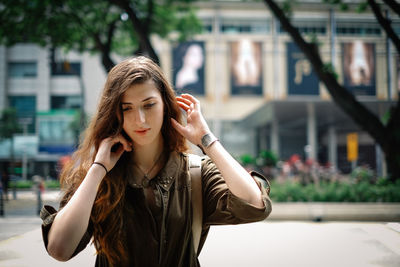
0, 0, 399, 178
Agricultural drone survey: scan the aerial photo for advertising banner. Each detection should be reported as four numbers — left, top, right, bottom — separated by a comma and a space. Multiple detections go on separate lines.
230, 40, 263, 95
173, 41, 205, 95
287, 42, 319, 95
342, 41, 376, 96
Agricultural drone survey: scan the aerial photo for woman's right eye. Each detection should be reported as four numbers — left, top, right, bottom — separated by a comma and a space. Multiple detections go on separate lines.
122, 106, 132, 112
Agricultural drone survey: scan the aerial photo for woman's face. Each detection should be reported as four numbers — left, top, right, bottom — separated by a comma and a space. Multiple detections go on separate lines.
121, 80, 164, 147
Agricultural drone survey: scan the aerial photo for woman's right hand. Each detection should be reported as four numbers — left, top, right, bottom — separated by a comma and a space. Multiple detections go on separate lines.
93, 135, 133, 173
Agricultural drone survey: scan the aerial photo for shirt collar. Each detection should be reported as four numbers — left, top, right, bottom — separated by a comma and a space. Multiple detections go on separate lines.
156, 151, 182, 191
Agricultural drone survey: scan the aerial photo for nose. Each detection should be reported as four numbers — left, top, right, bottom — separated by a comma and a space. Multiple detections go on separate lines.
135, 108, 146, 124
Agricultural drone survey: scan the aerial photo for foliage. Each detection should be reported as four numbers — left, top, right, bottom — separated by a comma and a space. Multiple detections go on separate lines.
257, 150, 279, 167
9, 180, 33, 189
0, 108, 22, 139
0, 0, 203, 71
69, 110, 89, 136
350, 166, 375, 183
322, 63, 338, 81
44, 179, 61, 189
239, 154, 256, 166
269, 179, 400, 202
8, 179, 60, 189
281, 0, 295, 17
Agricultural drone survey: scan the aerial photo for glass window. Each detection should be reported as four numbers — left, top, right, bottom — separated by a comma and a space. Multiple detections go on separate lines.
201, 18, 213, 33
221, 18, 270, 34
393, 23, 400, 35
51, 62, 81, 76
8, 62, 37, 78
51, 96, 82, 109
280, 20, 327, 35
9, 96, 36, 133
37, 110, 77, 149
336, 22, 381, 36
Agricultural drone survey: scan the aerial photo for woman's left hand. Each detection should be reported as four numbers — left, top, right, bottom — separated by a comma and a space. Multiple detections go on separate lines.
171, 94, 211, 146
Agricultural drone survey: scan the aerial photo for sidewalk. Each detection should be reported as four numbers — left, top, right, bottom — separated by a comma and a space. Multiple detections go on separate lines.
1, 190, 400, 266
0, 221, 399, 267
0, 226, 96, 267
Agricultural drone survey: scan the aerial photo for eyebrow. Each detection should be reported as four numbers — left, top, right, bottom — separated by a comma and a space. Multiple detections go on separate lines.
121, 96, 156, 105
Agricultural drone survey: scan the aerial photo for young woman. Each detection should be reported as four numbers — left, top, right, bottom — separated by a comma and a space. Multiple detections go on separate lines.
41, 56, 272, 267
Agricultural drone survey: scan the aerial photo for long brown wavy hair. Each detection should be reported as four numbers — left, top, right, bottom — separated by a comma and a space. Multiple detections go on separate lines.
59, 56, 188, 266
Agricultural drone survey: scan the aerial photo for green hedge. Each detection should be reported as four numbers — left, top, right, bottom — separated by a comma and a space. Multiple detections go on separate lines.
45, 180, 61, 189
9, 180, 33, 189
8, 180, 60, 189
270, 179, 400, 202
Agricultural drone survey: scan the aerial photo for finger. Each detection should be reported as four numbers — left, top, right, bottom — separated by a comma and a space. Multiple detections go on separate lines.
181, 95, 200, 111
170, 118, 186, 137
117, 134, 133, 151
176, 96, 192, 106
114, 143, 126, 157
177, 101, 190, 111
110, 135, 131, 152
181, 94, 199, 105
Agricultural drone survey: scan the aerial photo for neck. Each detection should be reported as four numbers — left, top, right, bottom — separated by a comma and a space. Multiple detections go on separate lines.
133, 135, 165, 171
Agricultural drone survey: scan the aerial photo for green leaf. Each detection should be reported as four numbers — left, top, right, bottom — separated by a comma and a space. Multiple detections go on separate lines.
0, 108, 22, 139
322, 63, 339, 80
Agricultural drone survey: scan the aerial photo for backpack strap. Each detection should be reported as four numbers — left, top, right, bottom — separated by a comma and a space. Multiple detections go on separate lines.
188, 154, 203, 255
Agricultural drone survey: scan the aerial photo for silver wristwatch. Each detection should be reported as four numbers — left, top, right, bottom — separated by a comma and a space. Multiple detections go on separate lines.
201, 132, 219, 149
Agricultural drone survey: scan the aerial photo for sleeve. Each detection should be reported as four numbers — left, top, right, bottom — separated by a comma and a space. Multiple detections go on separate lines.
40, 197, 93, 259
201, 157, 272, 226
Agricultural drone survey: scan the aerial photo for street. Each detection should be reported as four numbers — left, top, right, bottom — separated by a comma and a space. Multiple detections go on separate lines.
1, 220, 399, 267
0, 190, 399, 266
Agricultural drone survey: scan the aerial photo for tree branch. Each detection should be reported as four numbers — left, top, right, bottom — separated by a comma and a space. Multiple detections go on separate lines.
145, 0, 154, 35
263, 0, 387, 144
368, 0, 400, 55
105, 18, 119, 52
382, 0, 400, 17
93, 33, 115, 72
110, 0, 160, 64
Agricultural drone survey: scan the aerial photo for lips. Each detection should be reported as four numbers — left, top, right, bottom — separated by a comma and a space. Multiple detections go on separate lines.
134, 128, 150, 135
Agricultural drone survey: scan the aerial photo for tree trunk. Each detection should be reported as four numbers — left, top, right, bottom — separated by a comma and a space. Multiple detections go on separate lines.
101, 53, 115, 73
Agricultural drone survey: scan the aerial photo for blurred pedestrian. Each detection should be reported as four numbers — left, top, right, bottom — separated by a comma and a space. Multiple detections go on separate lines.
40, 56, 272, 266
1, 166, 9, 200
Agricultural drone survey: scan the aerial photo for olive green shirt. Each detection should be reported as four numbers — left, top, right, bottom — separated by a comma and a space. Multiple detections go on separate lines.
41, 151, 272, 266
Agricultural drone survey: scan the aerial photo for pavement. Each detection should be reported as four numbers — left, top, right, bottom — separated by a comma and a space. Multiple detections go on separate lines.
0, 190, 400, 266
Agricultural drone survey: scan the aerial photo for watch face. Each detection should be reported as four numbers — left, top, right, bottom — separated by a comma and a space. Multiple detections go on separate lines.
201, 134, 211, 147
202, 133, 215, 148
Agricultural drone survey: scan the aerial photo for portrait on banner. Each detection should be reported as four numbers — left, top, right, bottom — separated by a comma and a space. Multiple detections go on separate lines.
173, 41, 205, 95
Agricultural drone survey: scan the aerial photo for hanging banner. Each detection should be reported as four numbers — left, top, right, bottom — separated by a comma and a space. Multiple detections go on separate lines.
173, 41, 205, 95
230, 40, 263, 95
342, 41, 376, 96
287, 42, 319, 95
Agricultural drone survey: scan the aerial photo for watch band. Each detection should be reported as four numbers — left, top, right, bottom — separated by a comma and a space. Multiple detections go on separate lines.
201, 133, 219, 149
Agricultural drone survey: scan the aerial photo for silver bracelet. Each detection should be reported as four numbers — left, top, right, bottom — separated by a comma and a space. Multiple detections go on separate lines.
198, 133, 219, 154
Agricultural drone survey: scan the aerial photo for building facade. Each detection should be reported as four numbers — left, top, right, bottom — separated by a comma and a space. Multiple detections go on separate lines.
0, 0, 399, 178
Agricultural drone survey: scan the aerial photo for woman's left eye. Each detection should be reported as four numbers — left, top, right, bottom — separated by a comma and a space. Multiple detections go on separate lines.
144, 103, 155, 109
